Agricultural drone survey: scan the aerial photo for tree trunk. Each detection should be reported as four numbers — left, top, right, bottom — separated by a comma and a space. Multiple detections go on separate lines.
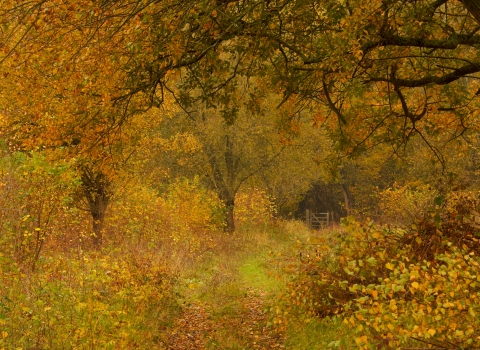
91, 193, 108, 248
460, 0, 480, 25
205, 137, 238, 234
223, 135, 237, 233
224, 197, 235, 234
80, 168, 110, 248
341, 183, 354, 216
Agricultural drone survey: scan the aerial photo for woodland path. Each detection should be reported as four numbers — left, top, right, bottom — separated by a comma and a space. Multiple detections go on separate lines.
166, 289, 284, 349
165, 248, 286, 350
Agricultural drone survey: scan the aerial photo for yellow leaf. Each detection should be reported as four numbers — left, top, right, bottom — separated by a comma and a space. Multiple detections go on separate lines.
1, 331, 7, 339
386, 262, 394, 270
428, 328, 436, 336
355, 313, 364, 320
355, 335, 368, 344
411, 281, 419, 289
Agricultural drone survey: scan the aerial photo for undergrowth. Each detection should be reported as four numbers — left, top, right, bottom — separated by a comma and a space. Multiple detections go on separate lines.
0, 247, 178, 349
280, 191, 480, 349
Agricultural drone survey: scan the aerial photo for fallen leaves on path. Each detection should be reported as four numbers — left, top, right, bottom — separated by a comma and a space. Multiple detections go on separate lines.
167, 304, 214, 349
166, 289, 284, 349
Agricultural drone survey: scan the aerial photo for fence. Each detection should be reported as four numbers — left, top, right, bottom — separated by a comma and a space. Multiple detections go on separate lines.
305, 209, 333, 229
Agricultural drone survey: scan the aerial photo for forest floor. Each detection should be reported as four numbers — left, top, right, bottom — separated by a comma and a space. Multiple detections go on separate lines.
0, 221, 351, 350
161, 221, 350, 350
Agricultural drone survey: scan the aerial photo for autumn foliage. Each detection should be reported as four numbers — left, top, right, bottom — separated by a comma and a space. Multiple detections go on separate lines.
280, 191, 480, 348
3, 0, 480, 348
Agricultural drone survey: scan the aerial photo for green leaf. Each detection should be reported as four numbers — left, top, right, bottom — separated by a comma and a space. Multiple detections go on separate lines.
434, 196, 444, 206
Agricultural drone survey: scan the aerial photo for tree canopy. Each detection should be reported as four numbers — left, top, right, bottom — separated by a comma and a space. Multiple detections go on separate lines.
3, 0, 480, 163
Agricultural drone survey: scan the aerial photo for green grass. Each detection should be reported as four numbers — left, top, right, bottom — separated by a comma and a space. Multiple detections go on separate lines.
284, 317, 353, 349
169, 221, 357, 349
239, 256, 281, 292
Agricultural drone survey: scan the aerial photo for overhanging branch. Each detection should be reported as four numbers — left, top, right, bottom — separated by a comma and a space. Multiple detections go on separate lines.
366, 62, 480, 87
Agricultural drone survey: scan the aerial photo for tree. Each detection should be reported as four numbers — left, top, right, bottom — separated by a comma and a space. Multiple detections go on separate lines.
0, 0, 174, 246
5, 0, 480, 164
76, 0, 480, 163
3, 0, 480, 239
144, 80, 329, 232
153, 84, 290, 233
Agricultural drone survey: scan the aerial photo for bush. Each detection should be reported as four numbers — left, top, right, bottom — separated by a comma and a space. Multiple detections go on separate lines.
278, 191, 480, 349
0, 249, 178, 349
235, 187, 276, 230
0, 152, 79, 270
378, 184, 436, 225
106, 176, 225, 253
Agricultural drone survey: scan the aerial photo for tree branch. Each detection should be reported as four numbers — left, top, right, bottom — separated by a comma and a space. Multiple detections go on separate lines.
367, 62, 480, 87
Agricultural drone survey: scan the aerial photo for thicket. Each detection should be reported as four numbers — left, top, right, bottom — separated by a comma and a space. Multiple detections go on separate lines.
280, 188, 480, 349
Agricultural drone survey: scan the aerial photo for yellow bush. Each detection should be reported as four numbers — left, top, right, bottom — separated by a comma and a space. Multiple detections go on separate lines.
0, 152, 80, 269
279, 191, 480, 349
235, 187, 276, 229
106, 177, 224, 252
0, 249, 177, 349
379, 184, 436, 225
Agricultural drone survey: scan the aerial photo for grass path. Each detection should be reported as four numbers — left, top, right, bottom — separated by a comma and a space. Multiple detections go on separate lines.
164, 229, 290, 349
163, 222, 351, 349
166, 290, 283, 350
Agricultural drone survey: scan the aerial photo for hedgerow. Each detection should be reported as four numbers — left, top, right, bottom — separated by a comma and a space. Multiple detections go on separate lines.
278, 191, 480, 349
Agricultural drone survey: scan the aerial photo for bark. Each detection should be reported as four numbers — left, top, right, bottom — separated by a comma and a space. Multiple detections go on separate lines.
90, 194, 108, 247
206, 158, 237, 233
223, 135, 237, 233
461, 0, 480, 25
367, 63, 480, 88
341, 183, 354, 216
205, 136, 239, 234
224, 197, 235, 234
80, 168, 110, 248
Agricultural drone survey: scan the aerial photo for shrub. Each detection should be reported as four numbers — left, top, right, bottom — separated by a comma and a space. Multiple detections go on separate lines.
278, 191, 480, 349
106, 177, 224, 253
378, 184, 436, 225
0, 249, 178, 349
0, 152, 79, 270
235, 187, 276, 230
